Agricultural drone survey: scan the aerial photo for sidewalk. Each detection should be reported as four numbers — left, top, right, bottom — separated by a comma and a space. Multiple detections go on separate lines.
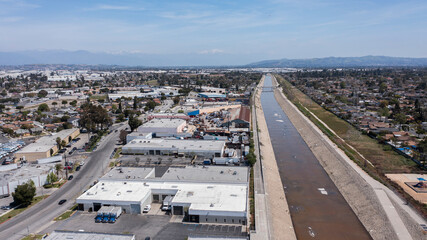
250, 76, 270, 240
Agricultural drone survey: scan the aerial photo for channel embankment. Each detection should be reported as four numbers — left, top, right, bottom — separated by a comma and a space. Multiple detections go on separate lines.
254, 76, 297, 240
272, 75, 426, 240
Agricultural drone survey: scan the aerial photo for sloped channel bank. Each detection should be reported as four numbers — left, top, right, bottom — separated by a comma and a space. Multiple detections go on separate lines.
260, 75, 372, 240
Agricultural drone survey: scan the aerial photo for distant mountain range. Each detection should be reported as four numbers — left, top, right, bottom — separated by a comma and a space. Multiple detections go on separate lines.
1, 50, 427, 67
246, 56, 427, 68
0, 50, 246, 67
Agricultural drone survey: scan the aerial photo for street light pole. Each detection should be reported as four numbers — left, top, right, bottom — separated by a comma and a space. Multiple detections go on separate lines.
64, 154, 68, 179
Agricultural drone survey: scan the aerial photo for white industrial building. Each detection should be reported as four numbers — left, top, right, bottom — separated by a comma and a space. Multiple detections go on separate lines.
76, 166, 248, 225
0, 163, 54, 197
136, 118, 187, 136
122, 139, 225, 158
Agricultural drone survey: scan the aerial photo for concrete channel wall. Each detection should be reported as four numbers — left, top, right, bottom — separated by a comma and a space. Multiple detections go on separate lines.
271, 75, 426, 240
250, 75, 296, 240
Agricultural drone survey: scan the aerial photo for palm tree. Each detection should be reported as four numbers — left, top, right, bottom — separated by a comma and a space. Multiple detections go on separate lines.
56, 137, 61, 150
55, 163, 63, 177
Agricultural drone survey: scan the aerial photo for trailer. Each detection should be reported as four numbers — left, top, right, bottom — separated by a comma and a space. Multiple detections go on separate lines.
213, 157, 240, 165
95, 206, 114, 223
109, 207, 122, 223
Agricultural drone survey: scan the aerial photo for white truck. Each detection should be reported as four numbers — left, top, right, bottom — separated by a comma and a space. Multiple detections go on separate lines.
162, 196, 173, 211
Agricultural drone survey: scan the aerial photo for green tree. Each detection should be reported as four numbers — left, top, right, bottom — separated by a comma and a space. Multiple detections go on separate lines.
379, 100, 389, 108
378, 107, 390, 117
119, 130, 128, 144
128, 114, 142, 132
37, 90, 48, 98
55, 163, 63, 176
12, 180, 36, 207
173, 96, 180, 105
247, 152, 256, 166
79, 103, 112, 132
70, 100, 77, 107
144, 100, 157, 112
47, 172, 58, 184
379, 82, 387, 93
61, 100, 68, 106
37, 103, 50, 112
133, 97, 139, 110
394, 113, 407, 124
56, 137, 62, 150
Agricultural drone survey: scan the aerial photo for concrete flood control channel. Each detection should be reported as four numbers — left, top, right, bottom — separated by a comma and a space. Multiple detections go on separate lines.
260, 75, 371, 240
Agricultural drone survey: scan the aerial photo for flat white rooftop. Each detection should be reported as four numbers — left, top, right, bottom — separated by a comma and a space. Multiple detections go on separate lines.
138, 118, 186, 129
0, 163, 53, 186
123, 139, 225, 152
77, 181, 150, 204
45, 231, 135, 240
101, 167, 155, 181
17, 128, 78, 153
77, 180, 247, 216
173, 183, 247, 216
161, 165, 248, 184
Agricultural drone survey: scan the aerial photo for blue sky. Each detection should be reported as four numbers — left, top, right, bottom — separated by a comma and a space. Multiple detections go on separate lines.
0, 0, 426, 64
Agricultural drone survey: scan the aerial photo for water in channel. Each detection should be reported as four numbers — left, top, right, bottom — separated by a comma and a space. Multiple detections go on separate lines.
260, 75, 371, 240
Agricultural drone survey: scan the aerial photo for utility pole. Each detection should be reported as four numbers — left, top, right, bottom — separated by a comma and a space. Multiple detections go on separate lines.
65, 153, 68, 179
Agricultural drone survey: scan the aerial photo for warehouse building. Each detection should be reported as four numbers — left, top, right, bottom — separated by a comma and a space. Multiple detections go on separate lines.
136, 118, 187, 136
15, 128, 80, 162
77, 166, 248, 225
147, 113, 190, 121
198, 92, 227, 99
122, 139, 225, 158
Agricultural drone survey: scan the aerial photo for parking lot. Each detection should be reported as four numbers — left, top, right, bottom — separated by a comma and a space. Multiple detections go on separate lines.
43, 211, 247, 240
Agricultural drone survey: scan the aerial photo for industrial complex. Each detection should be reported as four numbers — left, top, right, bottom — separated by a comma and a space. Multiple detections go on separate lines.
77, 166, 249, 225
14, 128, 80, 162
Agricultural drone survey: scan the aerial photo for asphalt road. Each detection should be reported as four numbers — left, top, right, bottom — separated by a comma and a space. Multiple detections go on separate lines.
0, 123, 128, 240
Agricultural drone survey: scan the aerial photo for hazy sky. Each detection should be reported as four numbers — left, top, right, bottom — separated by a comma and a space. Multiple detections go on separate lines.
1, 0, 426, 64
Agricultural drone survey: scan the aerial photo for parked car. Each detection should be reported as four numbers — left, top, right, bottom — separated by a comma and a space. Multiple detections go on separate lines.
75, 166, 81, 171
58, 149, 66, 154
79, 161, 85, 166
1, 205, 11, 210
143, 205, 151, 213
58, 199, 67, 205
64, 166, 72, 170
68, 175, 73, 180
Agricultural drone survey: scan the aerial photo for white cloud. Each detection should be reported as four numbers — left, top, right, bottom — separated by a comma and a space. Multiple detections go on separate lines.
0, 16, 23, 23
86, 4, 144, 11
198, 49, 224, 54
